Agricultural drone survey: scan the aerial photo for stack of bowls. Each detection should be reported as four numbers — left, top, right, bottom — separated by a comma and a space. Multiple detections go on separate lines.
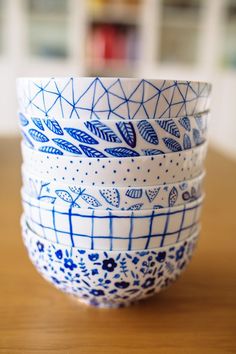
17, 77, 211, 308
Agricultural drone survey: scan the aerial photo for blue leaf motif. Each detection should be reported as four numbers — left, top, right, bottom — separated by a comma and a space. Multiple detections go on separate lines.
38, 146, 63, 155
194, 115, 204, 130
21, 130, 34, 148
52, 138, 82, 155
168, 187, 178, 207
19, 113, 29, 126
28, 129, 49, 142
163, 138, 182, 152
65, 128, 98, 144
157, 119, 180, 138
31, 118, 44, 131
178, 116, 191, 132
125, 189, 143, 199
183, 134, 192, 150
55, 190, 73, 203
145, 188, 160, 203
84, 120, 121, 143
99, 189, 120, 208
104, 147, 139, 157
116, 122, 136, 148
44, 119, 63, 135
137, 120, 159, 145
127, 203, 143, 210
79, 145, 106, 158
193, 129, 202, 145
142, 149, 164, 156
80, 194, 102, 207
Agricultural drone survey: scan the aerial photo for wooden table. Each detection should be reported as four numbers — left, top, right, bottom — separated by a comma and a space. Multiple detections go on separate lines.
0, 138, 235, 354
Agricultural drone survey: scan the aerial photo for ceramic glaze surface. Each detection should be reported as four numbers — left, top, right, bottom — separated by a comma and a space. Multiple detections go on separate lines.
17, 78, 211, 120
22, 219, 199, 308
21, 142, 207, 187
22, 167, 205, 210
19, 112, 208, 157
22, 190, 203, 250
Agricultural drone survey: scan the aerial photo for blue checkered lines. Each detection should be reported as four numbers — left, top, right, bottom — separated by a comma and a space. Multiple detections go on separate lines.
22, 197, 202, 251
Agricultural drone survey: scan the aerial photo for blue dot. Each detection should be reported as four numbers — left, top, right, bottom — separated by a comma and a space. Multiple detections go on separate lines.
95, 171, 98, 174
89, 162, 92, 166
123, 178, 127, 181
112, 181, 115, 184
147, 169, 150, 173
85, 172, 88, 175
127, 169, 130, 172
113, 170, 117, 173
70, 160, 73, 164
118, 161, 122, 164
165, 169, 168, 173
102, 165, 105, 168
134, 178, 137, 181
64, 167, 67, 170
62, 177, 65, 180
137, 166, 140, 170
101, 181, 104, 185
151, 157, 154, 161
92, 182, 95, 185
72, 177, 75, 181
143, 179, 146, 182
131, 159, 134, 162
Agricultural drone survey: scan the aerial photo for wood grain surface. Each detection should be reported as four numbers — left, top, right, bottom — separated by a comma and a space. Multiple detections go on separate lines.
0, 138, 235, 354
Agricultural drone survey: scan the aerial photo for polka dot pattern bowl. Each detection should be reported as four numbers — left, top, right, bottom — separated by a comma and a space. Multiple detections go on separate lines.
21, 142, 207, 187
22, 216, 199, 308
22, 189, 203, 251
22, 166, 205, 210
19, 111, 208, 157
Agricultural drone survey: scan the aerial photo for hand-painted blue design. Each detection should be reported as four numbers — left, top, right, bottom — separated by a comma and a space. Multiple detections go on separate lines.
127, 203, 144, 210
55, 190, 73, 203
145, 188, 160, 203
52, 138, 82, 155
163, 138, 182, 152
104, 147, 140, 157
31, 117, 44, 131
183, 134, 192, 150
38, 146, 63, 155
64, 128, 98, 145
116, 122, 136, 148
178, 116, 191, 131
195, 115, 203, 130
44, 119, 64, 135
168, 187, 178, 207
125, 189, 143, 199
137, 120, 159, 145
84, 120, 121, 143
39, 196, 56, 204
79, 145, 106, 158
19, 113, 29, 126
142, 149, 164, 155
21, 130, 34, 149
193, 129, 202, 145
80, 194, 102, 207
157, 119, 180, 138
28, 129, 49, 142
99, 189, 120, 208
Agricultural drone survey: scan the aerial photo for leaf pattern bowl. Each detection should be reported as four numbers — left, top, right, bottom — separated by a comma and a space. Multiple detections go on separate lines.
17, 77, 211, 120
22, 166, 205, 210
19, 112, 209, 158
21, 142, 207, 187
22, 215, 200, 308
22, 189, 203, 251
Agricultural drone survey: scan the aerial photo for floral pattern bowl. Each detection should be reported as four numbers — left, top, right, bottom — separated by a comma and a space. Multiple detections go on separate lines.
19, 111, 208, 157
17, 77, 211, 120
22, 216, 199, 308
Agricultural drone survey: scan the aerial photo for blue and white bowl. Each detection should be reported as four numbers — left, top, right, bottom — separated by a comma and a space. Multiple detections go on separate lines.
21, 142, 207, 187
19, 112, 208, 157
17, 77, 211, 120
22, 216, 199, 308
22, 166, 205, 210
22, 189, 203, 251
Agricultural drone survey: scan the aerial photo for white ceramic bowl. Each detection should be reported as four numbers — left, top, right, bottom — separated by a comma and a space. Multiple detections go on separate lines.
22, 166, 205, 210
17, 77, 211, 120
19, 111, 208, 157
22, 189, 203, 251
21, 142, 207, 187
22, 216, 199, 308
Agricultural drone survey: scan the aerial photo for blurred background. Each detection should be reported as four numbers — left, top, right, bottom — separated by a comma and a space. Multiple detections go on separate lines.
0, 0, 236, 158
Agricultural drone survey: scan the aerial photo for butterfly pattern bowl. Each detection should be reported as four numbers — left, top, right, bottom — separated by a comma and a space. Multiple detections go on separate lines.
19, 112, 208, 157
22, 217, 199, 308
21, 142, 207, 187
22, 167, 205, 210
17, 78, 211, 120
22, 189, 203, 251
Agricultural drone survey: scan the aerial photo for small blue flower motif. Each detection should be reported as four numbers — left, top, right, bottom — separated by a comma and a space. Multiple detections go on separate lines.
55, 250, 63, 259
36, 241, 44, 253
142, 277, 156, 289
114, 281, 130, 289
90, 289, 105, 297
176, 246, 185, 261
102, 258, 117, 272
64, 258, 77, 271
92, 269, 98, 275
88, 253, 99, 262
132, 257, 139, 265
133, 280, 140, 286
156, 251, 166, 263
